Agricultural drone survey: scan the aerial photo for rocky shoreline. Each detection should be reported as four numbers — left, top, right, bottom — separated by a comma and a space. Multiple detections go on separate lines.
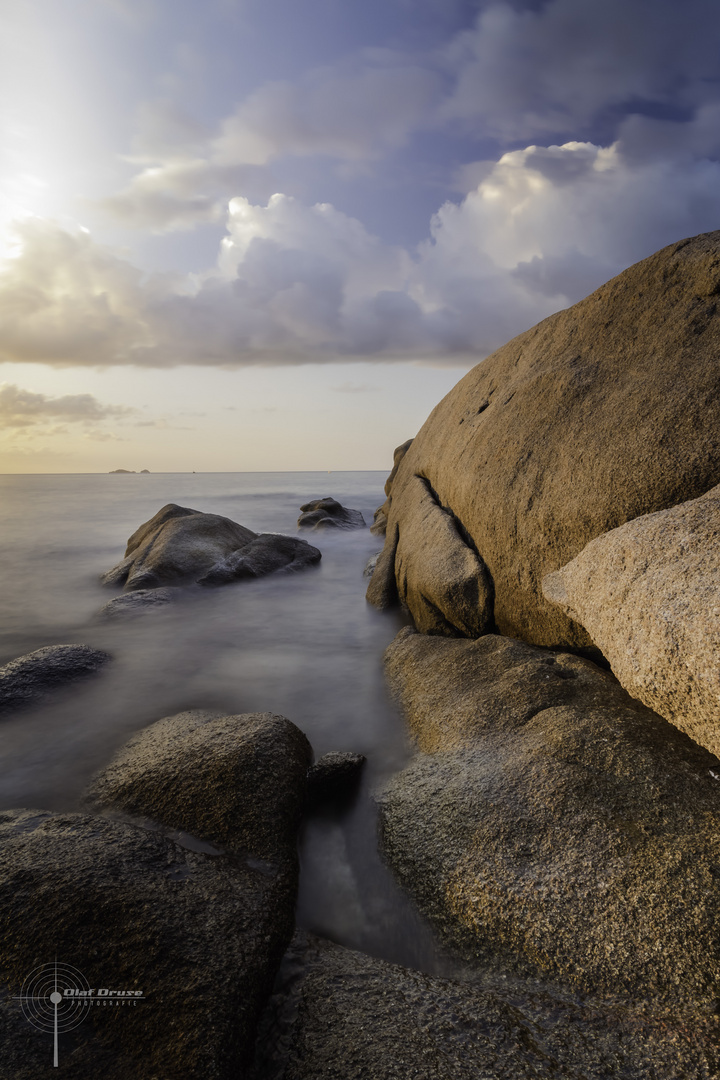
2, 232, 720, 1076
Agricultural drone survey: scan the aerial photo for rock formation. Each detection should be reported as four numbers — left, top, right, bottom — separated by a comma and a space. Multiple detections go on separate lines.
0, 645, 111, 716
297, 497, 365, 531
101, 503, 320, 591
249, 932, 718, 1080
368, 231, 720, 647
0, 711, 312, 1078
377, 628, 720, 1005
543, 481, 720, 759
86, 710, 312, 863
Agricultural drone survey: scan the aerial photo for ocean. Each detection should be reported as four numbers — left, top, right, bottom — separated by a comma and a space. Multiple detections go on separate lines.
0, 471, 458, 975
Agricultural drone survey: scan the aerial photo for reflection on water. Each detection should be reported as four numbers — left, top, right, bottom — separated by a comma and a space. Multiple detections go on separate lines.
0, 472, 456, 975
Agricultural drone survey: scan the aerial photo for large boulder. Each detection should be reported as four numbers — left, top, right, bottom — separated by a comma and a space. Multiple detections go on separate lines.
368, 231, 720, 647
86, 710, 312, 863
384, 626, 632, 753
0, 710, 312, 1077
297, 497, 365, 531
101, 503, 320, 591
0, 811, 296, 1079
249, 932, 718, 1080
377, 629, 720, 1005
543, 482, 720, 760
0, 645, 111, 716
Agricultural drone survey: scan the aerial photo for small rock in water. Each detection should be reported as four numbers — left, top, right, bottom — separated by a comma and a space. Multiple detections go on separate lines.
306, 751, 366, 807
0, 644, 112, 716
297, 497, 366, 531
96, 588, 178, 619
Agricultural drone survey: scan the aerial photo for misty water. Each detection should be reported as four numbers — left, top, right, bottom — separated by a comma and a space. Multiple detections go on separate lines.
0, 471, 458, 976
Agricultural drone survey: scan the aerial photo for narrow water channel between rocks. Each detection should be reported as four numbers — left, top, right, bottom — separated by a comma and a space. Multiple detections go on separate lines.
0, 472, 465, 980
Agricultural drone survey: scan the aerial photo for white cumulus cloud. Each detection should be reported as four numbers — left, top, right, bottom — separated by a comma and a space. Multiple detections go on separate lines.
3, 138, 720, 368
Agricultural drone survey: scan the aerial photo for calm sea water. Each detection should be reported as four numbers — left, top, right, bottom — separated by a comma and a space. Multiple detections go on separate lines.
0, 472, 457, 974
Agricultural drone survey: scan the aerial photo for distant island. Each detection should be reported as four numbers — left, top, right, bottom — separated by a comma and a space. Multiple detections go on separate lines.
109, 469, 150, 474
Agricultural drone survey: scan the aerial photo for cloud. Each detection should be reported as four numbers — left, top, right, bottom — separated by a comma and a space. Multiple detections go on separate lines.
213, 57, 444, 166
94, 0, 720, 239
4, 137, 720, 368
439, 0, 720, 140
0, 382, 134, 428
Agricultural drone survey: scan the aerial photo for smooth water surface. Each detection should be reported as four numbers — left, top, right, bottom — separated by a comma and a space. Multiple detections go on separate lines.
0, 472, 456, 974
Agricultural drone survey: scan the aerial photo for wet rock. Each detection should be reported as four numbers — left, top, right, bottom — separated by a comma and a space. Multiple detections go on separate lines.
543, 482, 720, 760
101, 503, 320, 591
198, 534, 321, 586
86, 710, 312, 863
306, 752, 365, 807
0, 809, 298, 1079
368, 232, 720, 647
363, 552, 380, 577
297, 497, 365, 531
101, 503, 257, 590
249, 932, 719, 1080
96, 587, 178, 619
0, 645, 111, 716
377, 629, 720, 1005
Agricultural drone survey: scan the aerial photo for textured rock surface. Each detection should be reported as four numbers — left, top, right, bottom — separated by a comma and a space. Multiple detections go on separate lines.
249, 932, 718, 1080
377, 630, 720, 1004
0, 809, 299, 1079
384, 626, 628, 753
101, 503, 258, 590
198, 534, 321, 585
0, 645, 111, 716
543, 482, 720, 760
368, 232, 720, 647
367, 475, 494, 636
101, 503, 320, 591
86, 710, 312, 863
297, 497, 365, 531
96, 587, 178, 618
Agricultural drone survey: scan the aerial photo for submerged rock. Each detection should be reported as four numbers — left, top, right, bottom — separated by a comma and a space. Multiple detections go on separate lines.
0, 645, 111, 716
101, 503, 320, 591
377, 629, 720, 1005
0, 809, 297, 1079
543, 482, 720, 760
96, 587, 178, 619
297, 497, 365, 531
249, 932, 718, 1080
368, 232, 720, 647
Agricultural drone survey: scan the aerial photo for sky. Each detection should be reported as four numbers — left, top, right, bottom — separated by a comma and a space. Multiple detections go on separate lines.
1, 0, 720, 472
